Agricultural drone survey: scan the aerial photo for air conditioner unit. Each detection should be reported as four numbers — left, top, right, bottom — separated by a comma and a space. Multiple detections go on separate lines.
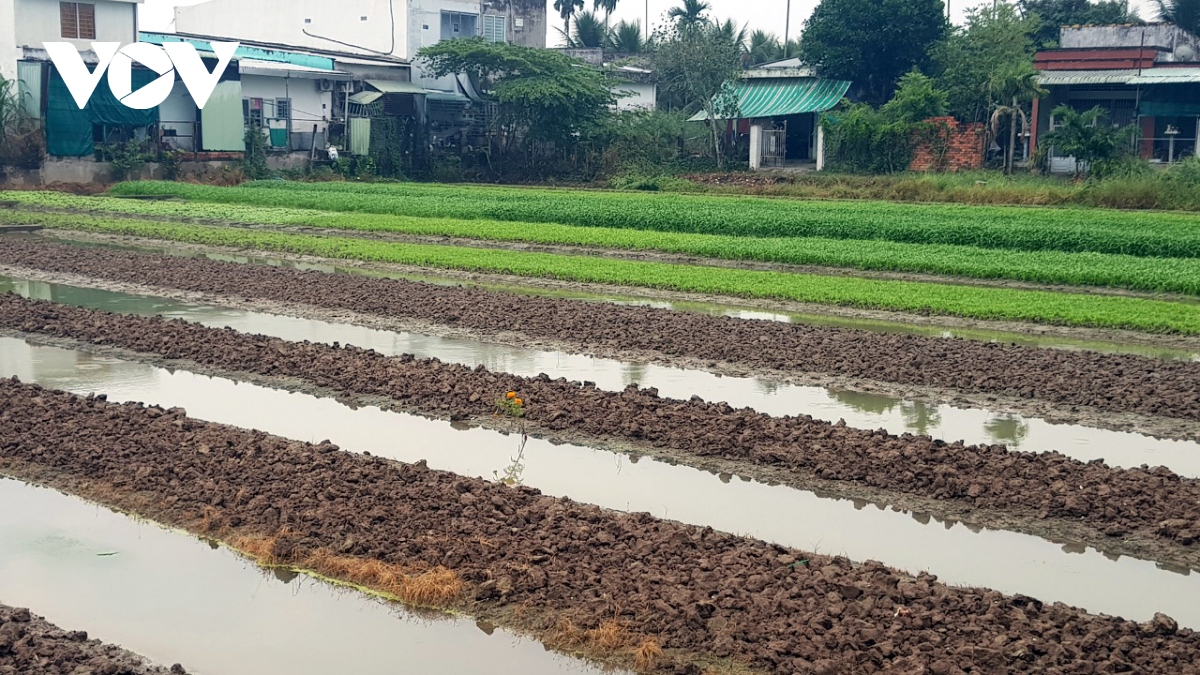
317, 79, 334, 92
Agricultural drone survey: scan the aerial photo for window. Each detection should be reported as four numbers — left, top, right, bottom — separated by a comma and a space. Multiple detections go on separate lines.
60, 2, 96, 40
482, 15, 506, 43
440, 11, 478, 40
243, 98, 264, 128
275, 98, 291, 122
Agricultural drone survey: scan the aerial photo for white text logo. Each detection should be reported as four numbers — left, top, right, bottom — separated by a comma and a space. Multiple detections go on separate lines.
43, 41, 239, 110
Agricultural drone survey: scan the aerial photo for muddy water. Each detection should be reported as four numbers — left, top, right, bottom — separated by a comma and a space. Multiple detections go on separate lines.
53, 234, 1200, 362
5, 274, 1199, 478
0, 478, 616, 675
3, 336, 1198, 629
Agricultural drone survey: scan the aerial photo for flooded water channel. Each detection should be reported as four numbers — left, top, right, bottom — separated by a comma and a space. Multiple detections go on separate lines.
2, 336, 1197, 630
0, 478, 617, 675
5, 274, 1199, 478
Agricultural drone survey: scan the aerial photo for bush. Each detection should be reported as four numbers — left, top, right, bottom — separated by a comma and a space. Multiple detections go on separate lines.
823, 104, 916, 174
241, 128, 272, 180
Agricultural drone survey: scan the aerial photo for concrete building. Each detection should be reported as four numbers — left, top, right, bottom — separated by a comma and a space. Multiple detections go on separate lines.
174, 0, 546, 94
1034, 24, 1200, 169
691, 62, 850, 171
139, 31, 410, 154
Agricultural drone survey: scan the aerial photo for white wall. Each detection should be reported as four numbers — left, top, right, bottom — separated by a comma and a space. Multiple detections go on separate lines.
175, 0, 406, 59
0, 0, 17, 81
408, 0, 484, 91
614, 82, 655, 112
14, 0, 139, 49
239, 73, 330, 133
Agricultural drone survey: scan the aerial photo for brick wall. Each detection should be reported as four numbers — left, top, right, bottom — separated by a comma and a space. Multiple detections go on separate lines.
910, 117, 986, 172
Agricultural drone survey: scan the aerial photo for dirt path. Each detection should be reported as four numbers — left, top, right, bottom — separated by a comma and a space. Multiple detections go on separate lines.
0, 604, 185, 675
4, 239, 1200, 441
3, 295, 1199, 572
4, 378, 1199, 675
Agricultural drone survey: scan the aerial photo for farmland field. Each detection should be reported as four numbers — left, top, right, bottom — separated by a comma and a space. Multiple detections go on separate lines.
3, 182, 1200, 674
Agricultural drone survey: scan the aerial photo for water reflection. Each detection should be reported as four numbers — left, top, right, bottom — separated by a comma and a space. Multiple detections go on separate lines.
4, 275, 1200, 477
0, 479, 617, 675
2, 337, 1198, 628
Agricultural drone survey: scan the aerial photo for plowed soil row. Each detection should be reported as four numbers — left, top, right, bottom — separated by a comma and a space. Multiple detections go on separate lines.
0, 604, 183, 675
3, 238, 1199, 423
3, 295, 1198, 556
3, 378, 1199, 675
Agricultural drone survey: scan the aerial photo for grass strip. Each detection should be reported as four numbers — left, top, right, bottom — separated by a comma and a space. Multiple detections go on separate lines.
10, 190, 1200, 296
12, 209, 1200, 334
109, 180, 1200, 259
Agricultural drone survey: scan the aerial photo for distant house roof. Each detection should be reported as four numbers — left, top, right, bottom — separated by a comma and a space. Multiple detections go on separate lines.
140, 30, 409, 67
689, 78, 851, 121
1039, 67, 1200, 85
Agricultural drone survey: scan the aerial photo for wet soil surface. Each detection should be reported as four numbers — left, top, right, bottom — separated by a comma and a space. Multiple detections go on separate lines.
3, 379, 1200, 674
4, 238, 1200, 427
0, 604, 183, 675
2, 295, 1199, 563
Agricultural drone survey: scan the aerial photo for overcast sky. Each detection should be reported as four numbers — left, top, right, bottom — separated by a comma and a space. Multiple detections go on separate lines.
139, 0, 1164, 45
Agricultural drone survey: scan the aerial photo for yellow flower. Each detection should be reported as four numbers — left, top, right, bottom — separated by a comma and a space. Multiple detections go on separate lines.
506, 391, 517, 400
514, 398, 524, 406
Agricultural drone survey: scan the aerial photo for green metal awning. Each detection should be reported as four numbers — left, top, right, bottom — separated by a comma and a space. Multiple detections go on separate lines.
366, 80, 427, 95
688, 78, 851, 121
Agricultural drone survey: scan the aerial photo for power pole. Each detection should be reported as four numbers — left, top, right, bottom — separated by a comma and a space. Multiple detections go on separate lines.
784, 0, 791, 58
646, 0, 649, 41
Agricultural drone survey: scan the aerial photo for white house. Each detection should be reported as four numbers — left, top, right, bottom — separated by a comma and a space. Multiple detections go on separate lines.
174, 0, 546, 94
6, 0, 141, 98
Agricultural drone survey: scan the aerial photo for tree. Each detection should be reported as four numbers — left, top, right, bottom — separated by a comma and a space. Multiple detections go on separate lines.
712, 19, 749, 52
611, 20, 646, 53
1018, 0, 1139, 47
561, 10, 608, 48
668, 0, 712, 33
419, 39, 615, 160
1156, 0, 1200, 35
800, 0, 948, 105
1041, 104, 1135, 177
933, 1, 1037, 124
747, 30, 783, 65
594, 0, 619, 34
0, 76, 43, 174
653, 27, 742, 167
880, 71, 948, 123
988, 64, 1046, 174
554, 0, 585, 35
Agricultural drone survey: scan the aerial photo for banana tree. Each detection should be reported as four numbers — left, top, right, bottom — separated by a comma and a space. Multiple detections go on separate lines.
988, 64, 1046, 175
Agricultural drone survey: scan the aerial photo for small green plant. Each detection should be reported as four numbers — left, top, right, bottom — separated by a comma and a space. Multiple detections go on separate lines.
241, 127, 271, 180
493, 390, 528, 486
99, 139, 154, 181
159, 149, 185, 181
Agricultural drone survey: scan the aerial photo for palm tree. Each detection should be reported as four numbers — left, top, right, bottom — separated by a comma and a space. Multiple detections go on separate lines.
711, 18, 749, 52
563, 11, 609, 49
594, 0, 619, 35
988, 64, 1047, 175
668, 0, 711, 32
747, 30, 782, 65
1156, 0, 1200, 34
554, 0, 585, 36
611, 20, 646, 54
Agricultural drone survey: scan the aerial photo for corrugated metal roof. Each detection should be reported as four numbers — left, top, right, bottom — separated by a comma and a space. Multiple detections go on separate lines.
349, 91, 383, 105
689, 78, 850, 121
367, 80, 427, 95
240, 59, 353, 80
1038, 69, 1140, 85
1129, 68, 1200, 84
